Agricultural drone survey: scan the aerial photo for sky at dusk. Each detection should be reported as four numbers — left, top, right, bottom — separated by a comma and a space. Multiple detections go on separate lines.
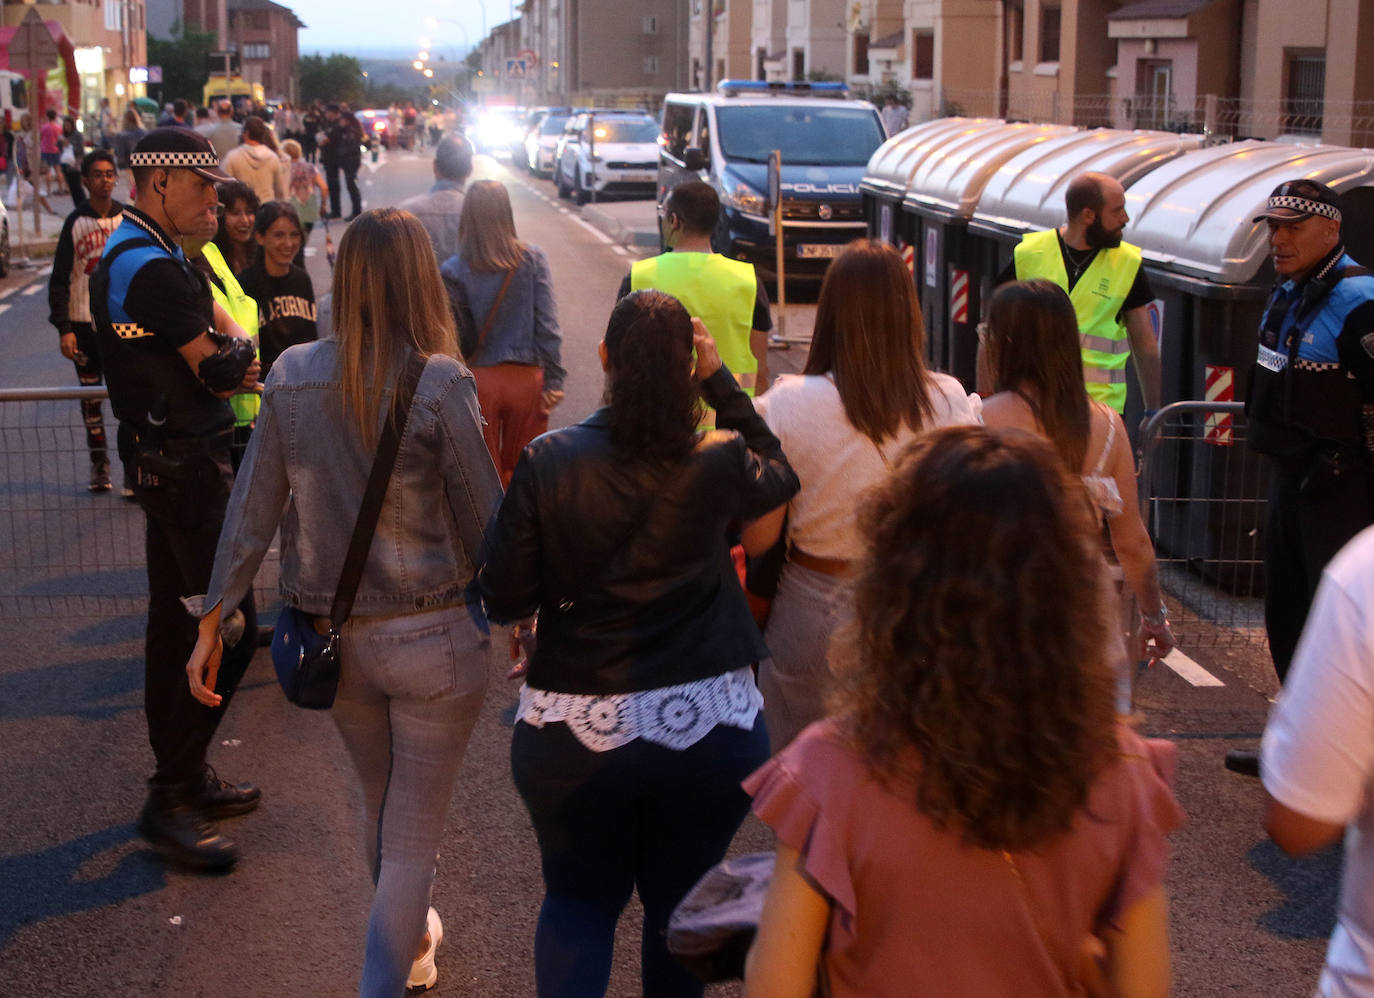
293, 0, 518, 58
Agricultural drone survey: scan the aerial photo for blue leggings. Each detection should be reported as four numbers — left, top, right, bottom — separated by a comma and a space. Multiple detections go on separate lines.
511, 715, 769, 998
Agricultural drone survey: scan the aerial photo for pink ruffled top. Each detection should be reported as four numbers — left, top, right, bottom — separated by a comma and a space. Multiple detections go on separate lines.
744, 720, 1184, 997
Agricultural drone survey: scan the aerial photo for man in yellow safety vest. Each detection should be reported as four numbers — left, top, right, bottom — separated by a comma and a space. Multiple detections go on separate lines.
619, 181, 772, 403
1002, 172, 1162, 415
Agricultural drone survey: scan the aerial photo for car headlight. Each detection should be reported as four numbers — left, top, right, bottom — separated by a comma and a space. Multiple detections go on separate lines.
726, 183, 766, 216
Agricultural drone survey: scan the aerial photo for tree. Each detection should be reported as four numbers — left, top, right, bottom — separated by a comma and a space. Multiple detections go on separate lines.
146, 21, 216, 106
299, 54, 367, 106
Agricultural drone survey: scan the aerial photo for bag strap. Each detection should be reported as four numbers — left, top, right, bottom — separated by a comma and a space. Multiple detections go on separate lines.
474, 266, 517, 359
327, 350, 427, 631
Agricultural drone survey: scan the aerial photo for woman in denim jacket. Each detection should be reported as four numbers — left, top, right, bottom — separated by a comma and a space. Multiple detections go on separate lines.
186, 208, 503, 996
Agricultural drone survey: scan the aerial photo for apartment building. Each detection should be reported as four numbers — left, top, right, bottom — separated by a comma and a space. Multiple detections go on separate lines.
689, 0, 751, 89
516, 0, 690, 105
226, 0, 301, 103
2, 0, 149, 124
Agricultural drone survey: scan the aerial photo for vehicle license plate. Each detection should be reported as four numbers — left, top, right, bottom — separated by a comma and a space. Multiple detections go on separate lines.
797, 244, 842, 259
624, 173, 656, 183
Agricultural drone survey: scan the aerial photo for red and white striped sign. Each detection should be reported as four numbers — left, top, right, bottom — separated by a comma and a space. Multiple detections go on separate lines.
900, 244, 915, 274
1204, 364, 1234, 446
950, 268, 969, 323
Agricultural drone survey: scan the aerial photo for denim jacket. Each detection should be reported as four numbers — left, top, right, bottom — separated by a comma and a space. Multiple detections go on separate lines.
206, 339, 503, 618
439, 245, 567, 391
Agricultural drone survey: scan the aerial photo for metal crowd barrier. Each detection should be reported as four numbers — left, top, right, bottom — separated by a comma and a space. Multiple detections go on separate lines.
1136, 401, 1269, 650
0, 387, 279, 619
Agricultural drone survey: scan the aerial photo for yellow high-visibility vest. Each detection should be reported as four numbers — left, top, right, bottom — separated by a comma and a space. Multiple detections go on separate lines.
631, 251, 759, 400
202, 242, 261, 428
1014, 229, 1141, 412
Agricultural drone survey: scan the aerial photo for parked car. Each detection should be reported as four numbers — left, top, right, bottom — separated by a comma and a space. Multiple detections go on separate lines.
525, 110, 571, 177
356, 108, 391, 150
554, 110, 659, 205
657, 80, 884, 272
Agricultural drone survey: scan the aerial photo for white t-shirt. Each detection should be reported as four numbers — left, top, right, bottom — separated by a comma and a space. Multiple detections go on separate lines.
754, 372, 979, 560
1263, 525, 1374, 998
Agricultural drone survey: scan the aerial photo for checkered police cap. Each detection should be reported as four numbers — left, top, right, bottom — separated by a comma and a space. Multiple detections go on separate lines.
130, 128, 232, 183
1253, 179, 1343, 225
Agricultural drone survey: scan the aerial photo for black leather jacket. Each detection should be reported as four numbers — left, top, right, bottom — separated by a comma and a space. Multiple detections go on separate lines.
478, 368, 799, 696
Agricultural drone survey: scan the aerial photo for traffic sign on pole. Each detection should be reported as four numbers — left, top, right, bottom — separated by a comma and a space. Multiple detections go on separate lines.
505, 58, 527, 78
8, 8, 60, 72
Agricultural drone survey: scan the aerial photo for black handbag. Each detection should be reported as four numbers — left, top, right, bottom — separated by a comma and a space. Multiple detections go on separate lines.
271, 352, 427, 709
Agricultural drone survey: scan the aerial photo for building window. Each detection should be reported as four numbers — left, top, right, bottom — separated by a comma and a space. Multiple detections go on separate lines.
792, 48, 805, 81
853, 33, 870, 76
643, 54, 659, 75
913, 30, 934, 80
756, 46, 766, 79
1286, 54, 1325, 135
103, 0, 122, 31
1006, 1, 1023, 64
243, 43, 270, 60
1039, 3, 1060, 64
643, 15, 657, 34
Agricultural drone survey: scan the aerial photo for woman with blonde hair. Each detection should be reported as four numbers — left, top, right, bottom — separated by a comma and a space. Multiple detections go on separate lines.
980, 279, 1175, 707
440, 179, 565, 485
743, 426, 1183, 998
185, 208, 502, 996
744, 238, 978, 751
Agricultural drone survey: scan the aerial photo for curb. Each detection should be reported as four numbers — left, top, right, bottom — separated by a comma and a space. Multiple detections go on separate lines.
580, 204, 660, 251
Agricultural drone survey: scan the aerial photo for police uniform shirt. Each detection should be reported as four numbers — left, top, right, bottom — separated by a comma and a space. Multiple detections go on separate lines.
995, 233, 1155, 320
1250, 244, 1374, 454
91, 206, 233, 441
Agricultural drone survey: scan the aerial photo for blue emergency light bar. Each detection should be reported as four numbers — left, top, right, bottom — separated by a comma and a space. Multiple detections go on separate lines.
715, 80, 850, 98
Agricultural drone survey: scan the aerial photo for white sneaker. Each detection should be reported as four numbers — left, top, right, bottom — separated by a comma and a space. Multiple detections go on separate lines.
407, 907, 442, 991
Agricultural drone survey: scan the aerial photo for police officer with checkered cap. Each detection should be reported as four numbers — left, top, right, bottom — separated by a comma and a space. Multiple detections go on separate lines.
90, 127, 262, 868
1226, 179, 1374, 777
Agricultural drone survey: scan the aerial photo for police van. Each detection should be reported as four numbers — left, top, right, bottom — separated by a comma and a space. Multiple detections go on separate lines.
657, 81, 885, 272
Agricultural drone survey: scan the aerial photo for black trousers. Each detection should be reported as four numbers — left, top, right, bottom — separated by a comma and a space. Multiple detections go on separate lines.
138, 444, 257, 791
1264, 463, 1374, 681
325, 161, 361, 217
69, 323, 109, 470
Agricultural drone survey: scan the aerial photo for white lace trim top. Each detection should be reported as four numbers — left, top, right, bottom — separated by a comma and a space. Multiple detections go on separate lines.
515, 666, 764, 752
1082, 401, 1125, 520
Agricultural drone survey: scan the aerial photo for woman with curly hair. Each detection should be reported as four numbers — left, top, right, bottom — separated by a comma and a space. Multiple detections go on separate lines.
479, 291, 798, 998
743, 239, 978, 751
742, 426, 1183, 998
980, 279, 1175, 708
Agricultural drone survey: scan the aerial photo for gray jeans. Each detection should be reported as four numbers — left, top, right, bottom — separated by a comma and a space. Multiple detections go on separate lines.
331, 602, 490, 997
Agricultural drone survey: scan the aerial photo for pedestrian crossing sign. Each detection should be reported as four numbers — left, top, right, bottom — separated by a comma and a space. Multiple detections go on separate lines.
506, 58, 527, 78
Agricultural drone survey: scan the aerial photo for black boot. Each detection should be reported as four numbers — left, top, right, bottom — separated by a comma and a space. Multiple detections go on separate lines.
138, 788, 239, 872
198, 765, 261, 819
1224, 748, 1260, 778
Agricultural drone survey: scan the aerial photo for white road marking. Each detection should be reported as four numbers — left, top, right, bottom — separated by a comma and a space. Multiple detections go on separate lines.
574, 217, 614, 244
612, 245, 630, 256
22, 282, 44, 296
0, 303, 9, 316
37, 264, 52, 277
1162, 648, 1225, 687
0, 286, 16, 301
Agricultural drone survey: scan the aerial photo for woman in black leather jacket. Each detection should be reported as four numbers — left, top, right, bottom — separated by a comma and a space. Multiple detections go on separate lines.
479, 290, 799, 998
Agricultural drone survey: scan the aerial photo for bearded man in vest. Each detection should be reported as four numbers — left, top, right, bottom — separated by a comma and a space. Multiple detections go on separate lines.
1224, 180, 1374, 778
619, 181, 772, 406
1002, 172, 1162, 415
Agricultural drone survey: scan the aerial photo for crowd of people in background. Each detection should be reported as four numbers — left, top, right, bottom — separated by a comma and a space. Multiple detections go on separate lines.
19, 88, 1374, 998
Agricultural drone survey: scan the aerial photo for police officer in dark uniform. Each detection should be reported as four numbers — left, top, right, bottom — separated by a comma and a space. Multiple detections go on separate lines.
1227, 179, 1374, 776
91, 130, 262, 868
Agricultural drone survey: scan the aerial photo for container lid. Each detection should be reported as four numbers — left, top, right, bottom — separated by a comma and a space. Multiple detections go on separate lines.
899, 121, 1078, 219
1123, 140, 1374, 284
861, 117, 1006, 199
970, 128, 1205, 238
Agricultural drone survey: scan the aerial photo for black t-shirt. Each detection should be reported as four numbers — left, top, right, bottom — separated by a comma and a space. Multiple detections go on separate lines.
615, 269, 773, 333
91, 211, 232, 441
236, 260, 318, 375
996, 232, 1155, 318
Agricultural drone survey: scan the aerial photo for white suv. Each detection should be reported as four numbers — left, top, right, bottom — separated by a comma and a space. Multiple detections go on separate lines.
555, 110, 659, 205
